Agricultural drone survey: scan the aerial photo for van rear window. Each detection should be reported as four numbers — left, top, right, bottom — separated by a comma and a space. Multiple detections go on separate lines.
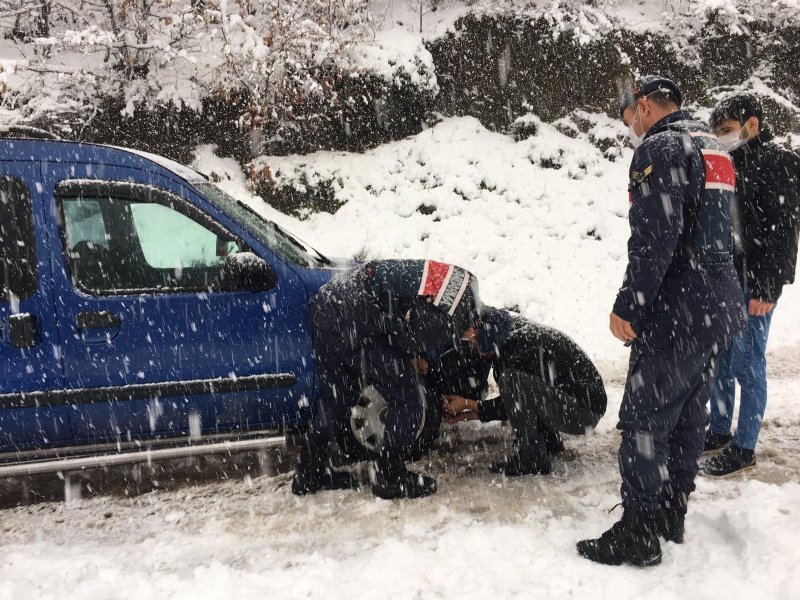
0, 177, 37, 302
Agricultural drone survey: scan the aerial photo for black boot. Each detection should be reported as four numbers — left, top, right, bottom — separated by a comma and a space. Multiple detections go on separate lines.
577, 508, 662, 567
371, 452, 436, 500
490, 440, 552, 477
489, 449, 552, 476
703, 444, 756, 477
703, 430, 732, 453
540, 426, 565, 456
656, 485, 688, 544
292, 443, 359, 496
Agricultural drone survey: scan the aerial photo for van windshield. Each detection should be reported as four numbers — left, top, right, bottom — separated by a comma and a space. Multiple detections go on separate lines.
196, 183, 329, 268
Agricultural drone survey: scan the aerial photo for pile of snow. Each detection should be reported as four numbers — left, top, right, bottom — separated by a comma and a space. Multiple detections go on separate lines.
343, 28, 438, 94
249, 115, 631, 368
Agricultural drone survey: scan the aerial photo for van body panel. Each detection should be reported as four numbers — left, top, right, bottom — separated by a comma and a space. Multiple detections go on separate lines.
0, 139, 333, 453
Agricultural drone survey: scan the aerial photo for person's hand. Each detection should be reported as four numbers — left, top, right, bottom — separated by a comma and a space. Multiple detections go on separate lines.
445, 411, 479, 424
610, 312, 637, 344
749, 298, 774, 317
442, 395, 479, 424
411, 356, 429, 376
442, 394, 471, 416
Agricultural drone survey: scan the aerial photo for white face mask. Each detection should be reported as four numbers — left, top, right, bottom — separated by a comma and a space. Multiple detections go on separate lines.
628, 107, 645, 148
718, 126, 747, 152
629, 125, 645, 148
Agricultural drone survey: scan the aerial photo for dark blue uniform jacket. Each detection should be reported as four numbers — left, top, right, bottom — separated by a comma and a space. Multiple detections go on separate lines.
310, 261, 466, 359
308, 260, 475, 451
613, 111, 746, 351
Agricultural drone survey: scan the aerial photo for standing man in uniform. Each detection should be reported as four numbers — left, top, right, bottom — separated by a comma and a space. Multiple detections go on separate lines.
577, 76, 746, 566
704, 93, 800, 476
293, 259, 482, 500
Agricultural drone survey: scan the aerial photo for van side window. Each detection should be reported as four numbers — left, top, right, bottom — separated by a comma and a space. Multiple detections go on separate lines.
130, 203, 235, 270
59, 187, 245, 295
0, 177, 37, 302
63, 199, 107, 250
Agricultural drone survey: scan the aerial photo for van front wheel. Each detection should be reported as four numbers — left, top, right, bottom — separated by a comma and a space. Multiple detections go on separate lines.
342, 385, 442, 463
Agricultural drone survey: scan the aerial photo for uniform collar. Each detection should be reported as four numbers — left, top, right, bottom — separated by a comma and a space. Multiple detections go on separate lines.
644, 110, 694, 140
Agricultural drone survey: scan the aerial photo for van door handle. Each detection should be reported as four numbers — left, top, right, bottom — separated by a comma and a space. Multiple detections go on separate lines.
8, 313, 37, 348
77, 311, 121, 329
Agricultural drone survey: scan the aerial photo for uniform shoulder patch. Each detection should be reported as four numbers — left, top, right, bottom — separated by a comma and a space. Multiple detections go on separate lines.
631, 165, 654, 183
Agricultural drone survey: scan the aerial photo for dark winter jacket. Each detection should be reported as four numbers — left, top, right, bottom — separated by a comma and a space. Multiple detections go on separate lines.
430, 308, 607, 422
310, 259, 477, 358
729, 130, 800, 302
613, 111, 746, 350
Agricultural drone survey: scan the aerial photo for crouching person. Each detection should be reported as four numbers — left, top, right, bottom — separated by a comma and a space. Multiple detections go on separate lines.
435, 307, 607, 476
293, 259, 482, 500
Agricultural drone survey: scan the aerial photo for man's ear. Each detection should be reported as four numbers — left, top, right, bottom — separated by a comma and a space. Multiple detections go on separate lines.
745, 115, 761, 138
638, 97, 656, 122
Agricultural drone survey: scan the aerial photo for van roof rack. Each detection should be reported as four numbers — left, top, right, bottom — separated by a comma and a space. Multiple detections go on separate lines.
0, 124, 60, 140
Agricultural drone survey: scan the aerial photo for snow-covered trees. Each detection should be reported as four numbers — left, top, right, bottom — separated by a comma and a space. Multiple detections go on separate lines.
1, 0, 370, 124
2, 1, 797, 162
1, 1, 442, 158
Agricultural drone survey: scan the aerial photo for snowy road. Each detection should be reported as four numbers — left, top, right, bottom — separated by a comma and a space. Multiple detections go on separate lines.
4, 111, 800, 598
2, 355, 799, 600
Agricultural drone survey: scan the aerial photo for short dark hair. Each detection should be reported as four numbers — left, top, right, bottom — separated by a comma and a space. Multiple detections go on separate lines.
619, 75, 683, 117
710, 92, 764, 130
647, 91, 679, 110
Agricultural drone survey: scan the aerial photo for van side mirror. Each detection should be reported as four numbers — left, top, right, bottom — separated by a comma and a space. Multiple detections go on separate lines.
216, 235, 237, 257
220, 253, 276, 292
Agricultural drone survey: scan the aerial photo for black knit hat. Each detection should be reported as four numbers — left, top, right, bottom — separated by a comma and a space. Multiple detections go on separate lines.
619, 75, 683, 118
709, 92, 764, 130
365, 259, 482, 331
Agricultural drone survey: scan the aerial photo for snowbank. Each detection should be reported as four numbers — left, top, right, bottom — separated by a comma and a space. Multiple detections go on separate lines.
344, 28, 438, 94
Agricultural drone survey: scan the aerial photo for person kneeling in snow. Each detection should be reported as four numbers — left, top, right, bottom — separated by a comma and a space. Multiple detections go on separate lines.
293, 259, 482, 500
433, 307, 607, 476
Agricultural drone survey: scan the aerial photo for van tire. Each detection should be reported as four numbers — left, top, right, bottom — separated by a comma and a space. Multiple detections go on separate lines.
341, 386, 442, 463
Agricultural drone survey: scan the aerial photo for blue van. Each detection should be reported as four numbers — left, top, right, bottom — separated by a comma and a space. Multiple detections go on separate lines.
1, 127, 342, 470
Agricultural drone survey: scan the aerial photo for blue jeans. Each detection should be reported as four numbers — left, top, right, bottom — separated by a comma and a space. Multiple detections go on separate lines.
709, 291, 774, 450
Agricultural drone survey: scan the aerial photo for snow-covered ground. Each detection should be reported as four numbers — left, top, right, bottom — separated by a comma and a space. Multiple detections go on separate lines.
2, 117, 800, 598
2, 372, 799, 599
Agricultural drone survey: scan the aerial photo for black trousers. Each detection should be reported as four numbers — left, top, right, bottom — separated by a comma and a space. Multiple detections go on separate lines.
617, 343, 718, 510
498, 368, 604, 455
306, 331, 426, 457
